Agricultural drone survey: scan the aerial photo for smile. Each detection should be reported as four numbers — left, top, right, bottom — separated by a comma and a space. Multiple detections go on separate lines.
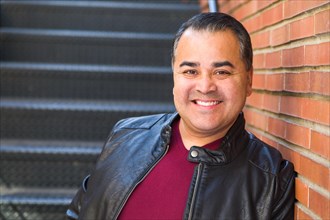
194, 100, 222, 107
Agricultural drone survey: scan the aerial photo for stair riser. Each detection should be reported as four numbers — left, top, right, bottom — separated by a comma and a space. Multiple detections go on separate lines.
0, 35, 173, 66
1, 153, 97, 188
0, 70, 173, 101
0, 2, 197, 33
0, 107, 174, 141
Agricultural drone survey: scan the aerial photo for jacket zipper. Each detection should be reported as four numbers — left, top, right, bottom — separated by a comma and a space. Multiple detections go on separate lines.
113, 144, 170, 219
188, 163, 203, 220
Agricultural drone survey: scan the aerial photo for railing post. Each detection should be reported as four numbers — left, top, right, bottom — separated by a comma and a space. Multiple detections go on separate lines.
208, 0, 218, 12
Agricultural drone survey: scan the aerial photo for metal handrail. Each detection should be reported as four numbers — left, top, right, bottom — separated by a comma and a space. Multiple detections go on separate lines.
208, 0, 218, 12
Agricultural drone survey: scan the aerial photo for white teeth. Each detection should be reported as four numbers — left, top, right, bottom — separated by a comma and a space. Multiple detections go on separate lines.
195, 100, 221, 106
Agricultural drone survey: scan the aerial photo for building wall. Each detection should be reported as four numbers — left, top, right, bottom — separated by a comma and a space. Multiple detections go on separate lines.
200, 0, 330, 219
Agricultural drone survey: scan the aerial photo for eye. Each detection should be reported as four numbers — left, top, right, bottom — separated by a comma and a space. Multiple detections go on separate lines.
215, 70, 230, 75
214, 70, 231, 79
183, 69, 198, 75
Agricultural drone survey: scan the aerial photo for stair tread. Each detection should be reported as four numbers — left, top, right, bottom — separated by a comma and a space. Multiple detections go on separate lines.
0, 61, 171, 74
0, 27, 174, 40
0, 98, 175, 112
0, 139, 103, 155
0, 186, 76, 204
1, 0, 199, 11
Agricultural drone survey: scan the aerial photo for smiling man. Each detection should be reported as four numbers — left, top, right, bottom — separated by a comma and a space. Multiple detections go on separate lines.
67, 13, 295, 220
172, 27, 253, 149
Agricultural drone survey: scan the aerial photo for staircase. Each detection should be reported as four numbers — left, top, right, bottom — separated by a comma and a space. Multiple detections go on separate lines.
0, 1, 199, 219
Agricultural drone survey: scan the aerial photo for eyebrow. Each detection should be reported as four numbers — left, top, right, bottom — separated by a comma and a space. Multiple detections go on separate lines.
212, 61, 234, 68
179, 61, 234, 68
179, 61, 199, 67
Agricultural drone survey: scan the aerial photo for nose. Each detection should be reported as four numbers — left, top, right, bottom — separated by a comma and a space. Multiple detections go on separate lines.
196, 74, 217, 94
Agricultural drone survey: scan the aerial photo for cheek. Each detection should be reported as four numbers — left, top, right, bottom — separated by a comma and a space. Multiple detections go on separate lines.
173, 78, 189, 96
220, 80, 247, 99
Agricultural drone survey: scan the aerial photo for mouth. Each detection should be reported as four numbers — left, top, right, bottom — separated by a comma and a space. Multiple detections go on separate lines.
193, 100, 222, 107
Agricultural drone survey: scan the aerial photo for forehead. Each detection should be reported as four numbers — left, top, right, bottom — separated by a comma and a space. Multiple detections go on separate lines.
174, 29, 241, 64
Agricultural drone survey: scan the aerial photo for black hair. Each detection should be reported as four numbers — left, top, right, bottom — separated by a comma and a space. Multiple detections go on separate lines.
172, 12, 253, 71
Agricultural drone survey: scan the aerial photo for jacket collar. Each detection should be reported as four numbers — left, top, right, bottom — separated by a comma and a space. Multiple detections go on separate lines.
175, 112, 249, 165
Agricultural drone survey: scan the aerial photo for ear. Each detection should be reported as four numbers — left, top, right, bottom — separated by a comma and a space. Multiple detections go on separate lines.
246, 67, 253, 97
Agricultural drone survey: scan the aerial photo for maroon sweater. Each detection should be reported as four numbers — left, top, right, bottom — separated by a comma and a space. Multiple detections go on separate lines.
119, 119, 221, 219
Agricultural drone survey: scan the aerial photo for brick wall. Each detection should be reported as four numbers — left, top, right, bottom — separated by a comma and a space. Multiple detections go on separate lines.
200, 0, 330, 219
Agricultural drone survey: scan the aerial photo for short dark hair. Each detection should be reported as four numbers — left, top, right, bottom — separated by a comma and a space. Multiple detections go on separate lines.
172, 12, 253, 71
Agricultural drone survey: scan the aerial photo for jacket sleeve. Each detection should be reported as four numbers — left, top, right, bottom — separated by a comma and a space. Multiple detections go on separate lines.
66, 175, 90, 220
271, 160, 296, 220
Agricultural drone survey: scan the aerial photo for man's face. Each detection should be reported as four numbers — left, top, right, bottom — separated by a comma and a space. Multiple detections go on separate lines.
172, 29, 253, 140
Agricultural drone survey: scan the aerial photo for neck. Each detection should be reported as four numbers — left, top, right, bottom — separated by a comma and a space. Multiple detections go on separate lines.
179, 119, 226, 150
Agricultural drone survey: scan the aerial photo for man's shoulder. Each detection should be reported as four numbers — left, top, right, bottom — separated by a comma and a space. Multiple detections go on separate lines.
247, 133, 294, 176
114, 112, 177, 130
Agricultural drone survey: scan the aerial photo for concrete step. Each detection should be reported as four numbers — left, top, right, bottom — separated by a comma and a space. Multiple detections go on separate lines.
0, 28, 173, 66
0, 0, 198, 33
0, 62, 173, 102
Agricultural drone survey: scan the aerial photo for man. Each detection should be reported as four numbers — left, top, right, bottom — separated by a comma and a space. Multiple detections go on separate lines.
67, 13, 295, 220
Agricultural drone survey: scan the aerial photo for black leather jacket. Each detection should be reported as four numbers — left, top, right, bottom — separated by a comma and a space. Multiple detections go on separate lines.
67, 112, 295, 220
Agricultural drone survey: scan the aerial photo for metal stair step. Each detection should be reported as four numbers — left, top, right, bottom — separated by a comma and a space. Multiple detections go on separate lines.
0, 0, 198, 33
0, 98, 175, 141
0, 28, 173, 66
0, 1, 195, 218
0, 62, 173, 101
0, 139, 102, 188
0, 187, 76, 220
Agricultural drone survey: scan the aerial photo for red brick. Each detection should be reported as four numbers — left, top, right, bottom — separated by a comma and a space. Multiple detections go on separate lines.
277, 144, 301, 172
280, 96, 303, 118
244, 108, 268, 131
280, 96, 329, 125
290, 15, 315, 40
256, 1, 277, 13
294, 204, 298, 220
282, 46, 305, 67
218, 0, 248, 14
311, 130, 330, 159
243, 14, 262, 33
295, 177, 309, 206
267, 117, 285, 138
305, 42, 330, 66
251, 30, 270, 49
246, 126, 263, 140
199, 0, 209, 12
266, 73, 284, 91
309, 188, 330, 219
284, 0, 329, 19
285, 122, 310, 148
265, 50, 282, 69
263, 93, 280, 113
252, 74, 265, 89
284, 72, 310, 93
310, 71, 330, 95
270, 25, 290, 46
246, 92, 264, 108
260, 136, 278, 148
262, 3, 284, 27
253, 53, 265, 69
231, 1, 253, 20
315, 9, 330, 35
300, 155, 330, 191
232, 0, 273, 20
302, 98, 330, 125
296, 205, 314, 220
